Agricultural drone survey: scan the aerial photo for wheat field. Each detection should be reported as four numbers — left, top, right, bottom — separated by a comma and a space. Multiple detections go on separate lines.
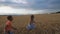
0, 14, 60, 34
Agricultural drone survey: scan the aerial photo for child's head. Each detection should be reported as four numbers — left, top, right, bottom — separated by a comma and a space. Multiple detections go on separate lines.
31, 15, 34, 20
7, 16, 13, 21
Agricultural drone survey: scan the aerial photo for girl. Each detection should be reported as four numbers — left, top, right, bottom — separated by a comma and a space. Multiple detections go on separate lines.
26, 15, 35, 30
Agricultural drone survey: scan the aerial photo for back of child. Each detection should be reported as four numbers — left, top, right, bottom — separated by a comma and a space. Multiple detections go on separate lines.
26, 15, 35, 30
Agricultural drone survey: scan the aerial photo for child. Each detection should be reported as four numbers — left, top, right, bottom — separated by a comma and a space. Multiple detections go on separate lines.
4, 16, 17, 34
26, 15, 35, 30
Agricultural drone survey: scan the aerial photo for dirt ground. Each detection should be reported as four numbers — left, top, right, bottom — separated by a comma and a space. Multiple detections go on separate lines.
0, 14, 60, 34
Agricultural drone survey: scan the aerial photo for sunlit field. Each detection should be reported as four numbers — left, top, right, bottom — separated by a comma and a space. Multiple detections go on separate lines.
0, 14, 60, 34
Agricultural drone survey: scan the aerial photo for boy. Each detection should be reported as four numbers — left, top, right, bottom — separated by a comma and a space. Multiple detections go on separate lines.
26, 15, 35, 30
4, 16, 17, 34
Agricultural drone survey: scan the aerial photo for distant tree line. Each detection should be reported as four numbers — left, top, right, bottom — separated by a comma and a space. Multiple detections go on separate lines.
56, 11, 60, 13
50, 11, 60, 14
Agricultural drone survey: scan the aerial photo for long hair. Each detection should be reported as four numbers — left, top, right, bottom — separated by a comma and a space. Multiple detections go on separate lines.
31, 15, 34, 20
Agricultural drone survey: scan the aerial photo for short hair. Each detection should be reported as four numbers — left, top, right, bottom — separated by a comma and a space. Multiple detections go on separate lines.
7, 16, 13, 21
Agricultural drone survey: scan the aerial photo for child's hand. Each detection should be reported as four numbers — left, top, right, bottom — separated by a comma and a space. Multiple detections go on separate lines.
12, 27, 17, 30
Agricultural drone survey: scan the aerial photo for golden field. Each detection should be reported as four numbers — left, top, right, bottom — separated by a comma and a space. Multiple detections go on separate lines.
0, 14, 60, 34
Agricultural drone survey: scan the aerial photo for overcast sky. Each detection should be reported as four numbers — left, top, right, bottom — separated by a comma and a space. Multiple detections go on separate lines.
0, 0, 60, 15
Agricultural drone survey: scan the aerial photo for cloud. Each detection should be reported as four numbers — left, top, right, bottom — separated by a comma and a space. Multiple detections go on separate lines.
0, 6, 59, 15
11, 0, 28, 4
30, 0, 60, 10
0, 6, 39, 15
0, 0, 60, 15
0, 0, 5, 2
0, 0, 60, 10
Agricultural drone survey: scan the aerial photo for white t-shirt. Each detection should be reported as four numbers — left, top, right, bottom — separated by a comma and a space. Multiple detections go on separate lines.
26, 23, 35, 30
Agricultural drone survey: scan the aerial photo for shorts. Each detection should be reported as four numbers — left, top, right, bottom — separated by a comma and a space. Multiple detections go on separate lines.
4, 31, 13, 34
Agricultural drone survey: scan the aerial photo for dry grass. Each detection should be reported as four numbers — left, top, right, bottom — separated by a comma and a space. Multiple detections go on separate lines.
0, 14, 60, 34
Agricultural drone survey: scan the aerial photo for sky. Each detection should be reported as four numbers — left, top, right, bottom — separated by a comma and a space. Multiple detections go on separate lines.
0, 0, 60, 15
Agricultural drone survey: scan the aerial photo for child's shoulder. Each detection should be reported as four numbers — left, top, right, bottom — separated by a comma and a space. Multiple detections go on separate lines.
6, 20, 11, 25
6, 20, 11, 22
